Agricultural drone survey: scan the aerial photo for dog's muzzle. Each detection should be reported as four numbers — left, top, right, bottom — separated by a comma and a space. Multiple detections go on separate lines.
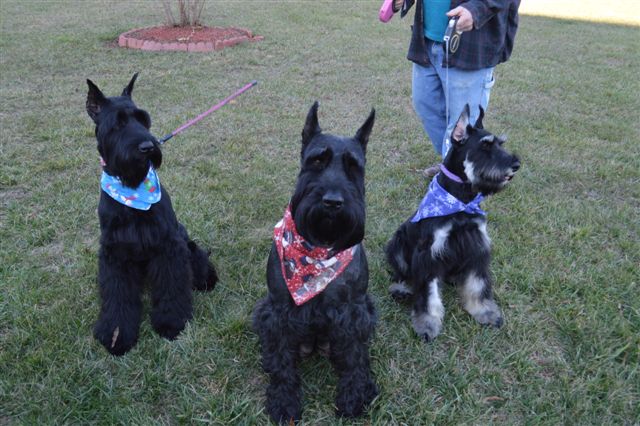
322, 190, 344, 211
138, 140, 155, 153
504, 158, 521, 182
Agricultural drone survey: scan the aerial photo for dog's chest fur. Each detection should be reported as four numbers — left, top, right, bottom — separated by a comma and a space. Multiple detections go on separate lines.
431, 215, 491, 257
98, 190, 179, 255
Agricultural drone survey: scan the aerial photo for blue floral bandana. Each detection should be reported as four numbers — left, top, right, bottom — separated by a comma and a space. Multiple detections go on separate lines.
411, 175, 485, 222
101, 166, 162, 211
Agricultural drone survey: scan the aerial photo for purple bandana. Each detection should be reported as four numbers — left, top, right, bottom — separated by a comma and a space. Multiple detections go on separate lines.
411, 176, 485, 222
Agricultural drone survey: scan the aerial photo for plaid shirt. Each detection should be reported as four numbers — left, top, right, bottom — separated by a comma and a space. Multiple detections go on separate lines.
402, 0, 520, 70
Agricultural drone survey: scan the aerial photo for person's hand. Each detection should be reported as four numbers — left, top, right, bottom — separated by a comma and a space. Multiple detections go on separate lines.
447, 6, 474, 32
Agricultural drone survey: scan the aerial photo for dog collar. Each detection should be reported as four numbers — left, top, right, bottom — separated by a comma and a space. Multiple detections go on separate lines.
411, 176, 484, 222
439, 163, 465, 183
273, 205, 357, 306
100, 165, 162, 211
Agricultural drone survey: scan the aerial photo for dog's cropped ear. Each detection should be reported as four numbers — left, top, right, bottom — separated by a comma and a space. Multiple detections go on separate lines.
86, 79, 108, 123
475, 106, 485, 129
122, 72, 139, 98
451, 104, 471, 144
354, 108, 375, 152
302, 101, 321, 150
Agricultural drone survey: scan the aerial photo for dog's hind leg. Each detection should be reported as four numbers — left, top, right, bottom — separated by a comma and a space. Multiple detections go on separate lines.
147, 241, 193, 340
329, 297, 378, 418
93, 251, 144, 356
459, 270, 503, 328
389, 281, 413, 302
178, 224, 218, 292
385, 225, 415, 302
253, 299, 303, 424
186, 240, 218, 292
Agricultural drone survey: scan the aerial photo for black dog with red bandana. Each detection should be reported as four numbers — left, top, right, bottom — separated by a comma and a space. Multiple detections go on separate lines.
253, 102, 378, 423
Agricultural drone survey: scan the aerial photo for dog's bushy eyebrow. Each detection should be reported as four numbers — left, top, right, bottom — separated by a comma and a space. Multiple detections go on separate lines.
343, 151, 364, 168
304, 146, 330, 160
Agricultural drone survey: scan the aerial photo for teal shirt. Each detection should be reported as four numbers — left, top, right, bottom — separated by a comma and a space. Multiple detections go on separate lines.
424, 0, 450, 42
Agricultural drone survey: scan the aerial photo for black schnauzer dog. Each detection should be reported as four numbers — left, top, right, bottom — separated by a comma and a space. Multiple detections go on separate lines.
86, 73, 217, 356
253, 102, 378, 423
385, 105, 520, 342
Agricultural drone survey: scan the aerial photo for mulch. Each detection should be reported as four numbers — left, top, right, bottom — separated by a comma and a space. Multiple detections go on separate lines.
118, 25, 263, 52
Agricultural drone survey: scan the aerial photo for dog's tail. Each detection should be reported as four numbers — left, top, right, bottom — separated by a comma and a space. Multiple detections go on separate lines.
384, 223, 413, 282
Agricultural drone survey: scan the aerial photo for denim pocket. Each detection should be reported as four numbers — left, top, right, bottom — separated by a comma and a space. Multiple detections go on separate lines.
481, 69, 495, 110
484, 71, 495, 89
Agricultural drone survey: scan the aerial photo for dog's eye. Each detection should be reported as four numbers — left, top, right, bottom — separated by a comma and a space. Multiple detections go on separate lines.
309, 156, 325, 169
481, 140, 494, 150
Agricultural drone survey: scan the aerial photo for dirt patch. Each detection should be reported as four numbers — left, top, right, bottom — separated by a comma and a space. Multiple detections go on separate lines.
119, 25, 263, 52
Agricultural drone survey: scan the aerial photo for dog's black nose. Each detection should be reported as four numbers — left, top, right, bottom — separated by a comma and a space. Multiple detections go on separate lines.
322, 192, 344, 210
511, 159, 521, 172
138, 140, 155, 153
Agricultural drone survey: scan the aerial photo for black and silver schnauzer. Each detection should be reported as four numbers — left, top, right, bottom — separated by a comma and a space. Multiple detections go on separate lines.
86, 73, 217, 356
253, 102, 378, 423
385, 105, 520, 342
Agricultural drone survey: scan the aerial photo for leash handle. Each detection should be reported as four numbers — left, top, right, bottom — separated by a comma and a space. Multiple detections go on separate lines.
443, 16, 459, 45
158, 80, 258, 144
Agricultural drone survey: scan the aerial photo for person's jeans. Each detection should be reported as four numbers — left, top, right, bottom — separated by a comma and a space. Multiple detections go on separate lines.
412, 40, 495, 158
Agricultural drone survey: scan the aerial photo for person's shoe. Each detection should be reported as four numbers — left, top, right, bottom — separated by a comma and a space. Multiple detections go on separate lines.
422, 164, 441, 178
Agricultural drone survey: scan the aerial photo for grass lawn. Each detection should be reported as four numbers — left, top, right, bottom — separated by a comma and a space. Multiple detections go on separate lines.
1, 1, 638, 424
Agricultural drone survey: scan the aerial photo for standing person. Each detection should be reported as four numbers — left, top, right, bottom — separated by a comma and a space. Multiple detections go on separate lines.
395, 0, 520, 176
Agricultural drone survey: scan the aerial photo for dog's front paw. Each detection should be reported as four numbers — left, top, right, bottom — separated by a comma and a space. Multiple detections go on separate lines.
266, 397, 301, 424
473, 306, 504, 328
336, 380, 378, 418
389, 281, 413, 302
94, 321, 138, 356
466, 298, 503, 328
299, 342, 314, 358
317, 340, 331, 358
151, 314, 188, 340
411, 311, 442, 342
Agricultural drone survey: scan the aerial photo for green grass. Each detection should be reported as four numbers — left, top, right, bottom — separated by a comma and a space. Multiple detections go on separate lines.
1, 1, 639, 424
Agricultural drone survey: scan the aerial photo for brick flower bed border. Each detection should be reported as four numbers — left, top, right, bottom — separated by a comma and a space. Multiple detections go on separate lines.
118, 26, 263, 52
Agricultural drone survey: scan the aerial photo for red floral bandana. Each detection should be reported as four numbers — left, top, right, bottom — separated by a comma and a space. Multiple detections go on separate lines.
274, 205, 357, 306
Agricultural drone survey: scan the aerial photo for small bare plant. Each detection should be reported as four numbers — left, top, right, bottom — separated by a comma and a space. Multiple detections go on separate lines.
162, 0, 206, 27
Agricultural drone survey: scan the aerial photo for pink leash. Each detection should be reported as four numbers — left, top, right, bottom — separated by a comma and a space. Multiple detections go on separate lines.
158, 80, 258, 144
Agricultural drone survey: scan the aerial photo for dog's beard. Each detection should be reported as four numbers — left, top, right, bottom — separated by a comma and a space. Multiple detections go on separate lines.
464, 159, 516, 196
471, 171, 509, 195
473, 181, 506, 196
294, 201, 365, 251
112, 147, 162, 188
